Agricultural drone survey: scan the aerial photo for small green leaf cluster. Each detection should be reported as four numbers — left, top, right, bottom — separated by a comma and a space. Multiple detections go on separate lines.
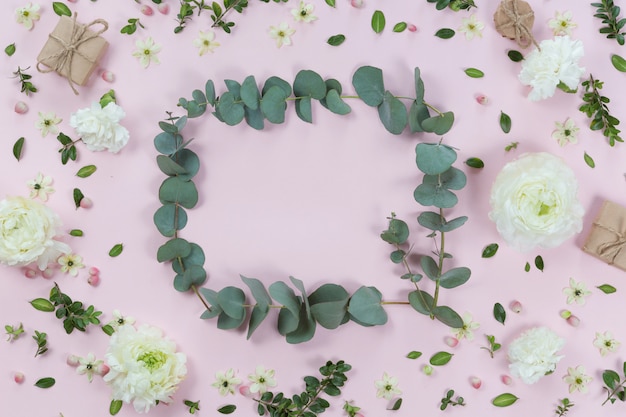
602, 362, 626, 405
481, 334, 501, 358
33, 330, 48, 357
440, 389, 465, 410
30, 283, 102, 334
175, 0, 249, 34
120, 18, 144, 35
184, 400, 201, 414
579, 75, 623, 146
505, 141, 518, 152
5, 322, 24, 342
255, 360, 351, 417
427, 0, 476, 11
57, 133, 78, 164
12, 66, 37, 95
555, 398, 574, 416
592, 0, 626, 45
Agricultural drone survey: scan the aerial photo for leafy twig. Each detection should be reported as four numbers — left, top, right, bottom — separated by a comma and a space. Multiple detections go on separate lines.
12, 66, 37, 95
602, 362, 626, 405
120, 18, 144, 35
555, 398, 574, 416
33, 330, 48, 357
427, 0, 476, 11
480, 334, 501, 358
592, 0, 626, 45
184, 400, 200, 414
440, 389, 466, 410
209, 0, 249, 33
5, 323, 24, 342
579, 74, 623, 146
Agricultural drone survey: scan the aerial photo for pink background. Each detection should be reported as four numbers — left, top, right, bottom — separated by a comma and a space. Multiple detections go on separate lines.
2, 0, 626, 416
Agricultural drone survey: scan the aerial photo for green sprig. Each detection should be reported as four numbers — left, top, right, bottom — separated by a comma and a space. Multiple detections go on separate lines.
480, 334, 501, 358
602, 362, 626, 405
5, 323, 24, 342
427, 0, 476, 11
184, 400, 201, 414
592, 0, 626, 45
33, 330, 48, 357
579, 74, 623, 146
120, 18, 144, 35
174, 0, 250, 34
12, 66, 37, 95
440, 389, 466, 410
555, 398, 574, 416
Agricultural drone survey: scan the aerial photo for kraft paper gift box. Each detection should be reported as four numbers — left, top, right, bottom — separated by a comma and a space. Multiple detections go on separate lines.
36, 14, 109, 93
582, 200, 626, 271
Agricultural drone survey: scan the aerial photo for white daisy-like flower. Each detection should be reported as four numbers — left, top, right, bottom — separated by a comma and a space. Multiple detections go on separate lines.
58, 253, 85, 277
193, 30, 220, 56
248, 366, 277, 394
374, 372, 401, 400
291, 1, 318, 23
549, 10, 577, 36
15, 3, 40, 30
212, 368, 242, 396
593, 331, 620, 356
451, 313, 480, 341
552, 118, 580, 146
27, 173, 54, 201
76, 353, 103, 383
562, 365, 591, 393
107, 310, 136, 330
269, 22, 295, 48
132, 37, 161, 68
563, 277, 591, 305
35, 112, 62, 137
458, 14, 484, 40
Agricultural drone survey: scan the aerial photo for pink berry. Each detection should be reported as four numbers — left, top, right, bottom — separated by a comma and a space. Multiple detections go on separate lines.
87, 274, 100, 286
14, 372, 25, 384
88, 266, 100, 276
96, 363, 110, 376
157, 3, 170, 14
407, 24, 417, 32
67, 354, 80, 367
470, 376, 482, 389
239, 385, 254, 398
42, 268, 54, 279
509, 300, 522, 313
475, 94, 489, 105
23, 268, 38, 278
567, 315, 580, 327
444, 336, 459, 348
14, 101, 29, 114
101, 70, 115, 83
501, 375, 512, 385
141, 5, 154, 16
79, 198, 93, 209
351, 0, 364, 7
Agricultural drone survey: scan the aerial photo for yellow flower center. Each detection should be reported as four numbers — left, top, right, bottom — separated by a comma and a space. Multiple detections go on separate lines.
138, 350, 167, 371
278, 31, 285, 37
144, 49, 151, 55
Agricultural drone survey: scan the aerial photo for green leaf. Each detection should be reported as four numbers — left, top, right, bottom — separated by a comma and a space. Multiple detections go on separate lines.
285, 303, 316, 344
535, 255, 544, 272
325, 89, 351, 115
216, 92, 245, 126
524, 262, 530, 272
293, 70, 326, 100
73, 188, 84, 209
69, 229, 83, 237
13, 137, 24, 161
240, 75, 260, 110
308, 284, 350, 329
415, 143, 457, 175
393, 22, 407, 32
378, 91, 408, 134
109, 244, 123, 257
158, 177, 198, 209
482, 243, 499, 258
414, 67, 425, 102
611, 54, 626, 72
371, 10, 386, 33
52, 2, 71, 16
465, 157, 484, 168
348, 286, 387, 326
109, 399, 123, 415
597, 284, 617, 294
325, 0, 336, 6
603, 369, 620, 389
390, 250, 405, 264
388, 398, 402, 410
30, 298, 55, 312
218, 405, 236, 414
34, 377, 55, 388
217, 287, 246, 320
406, 351, 422, 359
76, 165, 97, 178
435, 28, 455, 39
352, 66, 385, 107
269, 281, 301, 320
433, 306, 463, 328
241, 276, 271, 338
493, 302, 506, 325
429, 351, 453, 366
380, 217, 409, 245
295, 97, 313, 123
260, 85, 288, 124
507, 50, 524, 62
584, 152, 595, 168
156, 238, 192, 262
492, 393, 519, 407
4, 43, 16, 56
439, 267, 470, 289
420, 255, 439, 280
464, 68, 484, 78
154, 204, 188, 237
420, 112, 454, 135
408, 290, 433, 315
500, 111, 511, 133
327, 34, 346, 46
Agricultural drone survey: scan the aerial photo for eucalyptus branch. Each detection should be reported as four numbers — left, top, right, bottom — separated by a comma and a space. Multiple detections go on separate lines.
579, 74, 623, 146
592, 0, 626, 45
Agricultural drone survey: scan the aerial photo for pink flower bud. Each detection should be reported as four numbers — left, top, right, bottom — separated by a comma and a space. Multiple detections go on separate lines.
67, 0, 77, 2
88, 266, 100, 276
101, 71, 115, 83
67, 354, 80, 367
566, 315, 580, 327
560, 310, 572, 319
444, 336, 459, 348
157, 3, 170, 14
407, 24, 417, 32
14, 372, 25, 384
95, 363, 110, 376
351, 0, 364, 7
509, 300, 522, 313
42, 268, 54, 279
14, 101, 29, 114
23, 268, 38, 278
470, 376, 481, 389
87, 274, 100, 286
141, 5, 154, 16
239, 384, 255, 398
475, 94, 489, 105
79, 198, 93, 209
500, 375, 512, 385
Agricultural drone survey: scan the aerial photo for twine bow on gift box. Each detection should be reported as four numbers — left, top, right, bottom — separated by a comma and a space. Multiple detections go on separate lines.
36, 13, 108, 95
495, 0, 539, 49
594, 222, 626, 265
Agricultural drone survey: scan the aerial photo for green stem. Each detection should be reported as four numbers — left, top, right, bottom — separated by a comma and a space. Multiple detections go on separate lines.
381, 301, 410, 305
210, 0, 245, 27
431, 207, 446, 313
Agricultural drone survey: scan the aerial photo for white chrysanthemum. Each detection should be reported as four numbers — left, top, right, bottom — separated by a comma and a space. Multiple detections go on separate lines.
0, 196, 70, 270
103, 324, 187, 414
519, 36, 585, 101
70, 102, 130, 153
489, 152, 584, 252
508, 327, 565, 384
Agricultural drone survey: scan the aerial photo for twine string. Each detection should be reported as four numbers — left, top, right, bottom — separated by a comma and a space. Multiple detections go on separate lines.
495, 0, 539, 49
594, 222, 626, 265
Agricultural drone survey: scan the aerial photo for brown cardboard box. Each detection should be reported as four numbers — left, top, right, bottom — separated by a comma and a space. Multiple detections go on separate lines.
583, 200, 626, 272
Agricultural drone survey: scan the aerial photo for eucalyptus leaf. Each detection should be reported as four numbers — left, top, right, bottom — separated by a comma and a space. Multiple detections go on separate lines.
269, 281, 301, 319
158, 177, 198, 209
244, 105, 265, 130
413, 183, 458, 208
414, 67, 425, 102
293, 70, 326, 100
378, 91, 408, 134
408, 290, 433, 315
156, 238, 192, 262
295, 97, 313, 123
217, 287, 246, 320
352, 66, 385, 107
380, 217, 409, 244
348, 286, 387, 326
432, 306, 463, 328
262, 76, 292, 97
421, 255, 439, 280
408, 101, 430, 133
172, 243, 205, 273
325, 89, 351, 115
260, 85, 288, 124
154, 132, 182, 155
216, 91, 245, 126
423, 167, 466, 190
240, 75, 260, 110
439, 267, 470, 289
205, 79, 216, 105
420, 112, 454, 135
285, 303, 316, 344
309, 284, 350, 329
415, 143, 457, 175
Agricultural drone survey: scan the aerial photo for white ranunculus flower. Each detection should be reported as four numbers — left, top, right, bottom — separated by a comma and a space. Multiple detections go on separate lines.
489, 152, 584, 252
70, 102, 130, 153
104, 324, 187, 414
508, 327, 565, 384
519, 36, 585, 101
0, 196, 70, 270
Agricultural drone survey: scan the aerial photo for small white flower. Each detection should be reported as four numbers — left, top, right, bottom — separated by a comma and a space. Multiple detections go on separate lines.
374, 372, 401, 400
132, 37, 161, 68
193, 30, 220, 56
107, 310, 136, 330
36, 112, 62, 137
27, 173, 54, 201
269, 22, 295, 48
562, 365, 591, 393
15, 3, 40, 30
593, 331, 620, 356
508, 327, 565, 384
58, 253, 84, 277
76, 353, 103, 383
549, 11, 577, 36
552, 118, 580, 146
248, 366, 277, 394
563, 278, 591, 305
212, 368, 242, 396
451, 313, 480, 341
458, 14, 484, 40
291, 1, 317, 23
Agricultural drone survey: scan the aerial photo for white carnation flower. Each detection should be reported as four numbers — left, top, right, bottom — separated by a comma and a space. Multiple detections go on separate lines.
519, 36, 585, 101
70, 102, 130, 153
508, 327, 565, 384
489, 152, 584, 252
0, 196, 70, 270
103, 324, 187, 413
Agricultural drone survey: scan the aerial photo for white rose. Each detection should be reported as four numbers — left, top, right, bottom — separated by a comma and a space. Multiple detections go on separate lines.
0, 196, 70, 270
508, 327, 565, 384
70, 102, 130, 153
489, 152, 584, 252
104, 324, 187, 413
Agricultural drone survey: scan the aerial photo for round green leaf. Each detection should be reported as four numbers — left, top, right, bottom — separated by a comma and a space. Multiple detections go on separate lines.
327, 34, 346, 46
260, 85, 288, 124
423, 167, 466, 190
158, 177, 198, 209
380, 217, 409, 244
408, 290, 434, 315
439, 267, 470, 289
157, 238, 192, 262
216, 92, 245, 126
414, 183, 458, 208
492, 393, 519, 407
325, 89, 351, 115
293, 70, 326, 100
154, 132, 182, 155
433, 306, 463, 328
348, 286, 387, 326
429, 351, 453, 366
218, 287, 246, 320
309, 284, 350, 329
378, 91, 408, 134
435, 28, 455, 39
420, 112, 454, 135
352, 66, 385, 107
464, 68, 484, 78
611, 54, 626, 72
240, 75, 260, 110
415, 143, 457, 175
295, 96, 313, 123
